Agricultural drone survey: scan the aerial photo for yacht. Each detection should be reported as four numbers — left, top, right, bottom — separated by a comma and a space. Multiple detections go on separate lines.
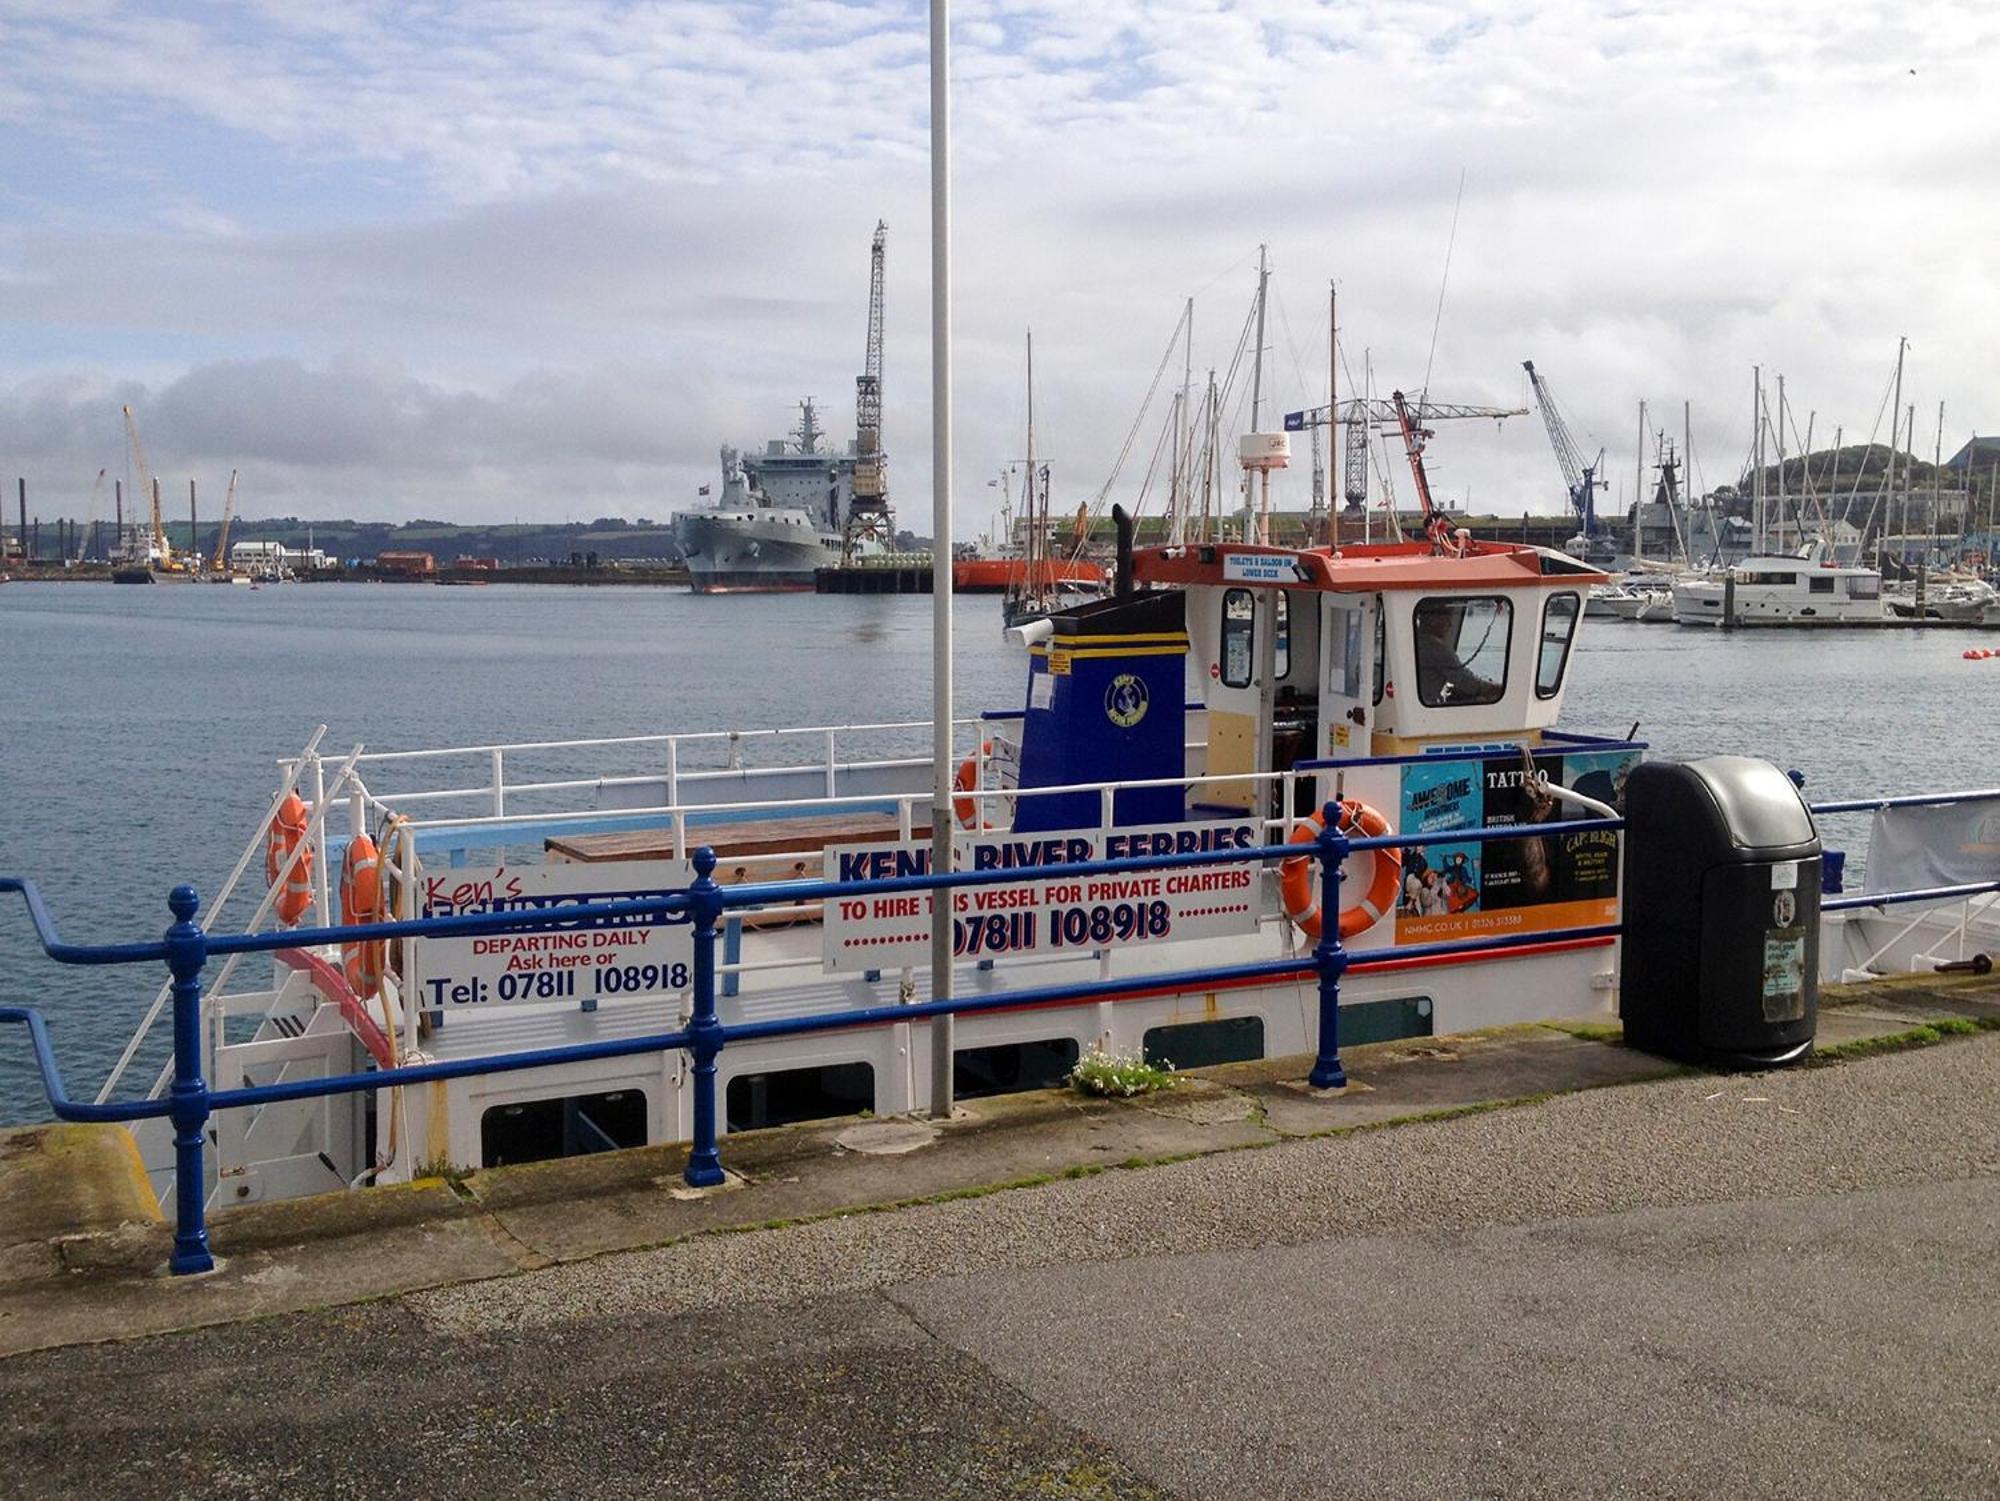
1671, 543, 1887, 627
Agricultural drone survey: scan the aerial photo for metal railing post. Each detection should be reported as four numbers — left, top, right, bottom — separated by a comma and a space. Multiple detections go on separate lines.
165, 884, 215, 1274
1308, 803, 1350, 1090
683, 847, 726, 1188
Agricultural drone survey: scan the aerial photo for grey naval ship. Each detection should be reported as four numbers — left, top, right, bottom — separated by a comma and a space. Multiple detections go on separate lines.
675, 222, 892, 593
674, 398, 867, 593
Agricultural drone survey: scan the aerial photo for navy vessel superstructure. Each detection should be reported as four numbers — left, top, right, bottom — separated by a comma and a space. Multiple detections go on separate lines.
675, 399, 862, 592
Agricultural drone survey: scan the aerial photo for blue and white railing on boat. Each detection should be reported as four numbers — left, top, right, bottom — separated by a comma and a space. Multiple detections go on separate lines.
1808, 788, 2000, 976
1, 808, 1626, 1277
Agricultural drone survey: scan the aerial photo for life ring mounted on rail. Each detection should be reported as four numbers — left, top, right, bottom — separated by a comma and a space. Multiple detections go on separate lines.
953, 742, 996, 829
1279, 798, 1401, 943
340, 833, 385, 999
264, 791, 315, 928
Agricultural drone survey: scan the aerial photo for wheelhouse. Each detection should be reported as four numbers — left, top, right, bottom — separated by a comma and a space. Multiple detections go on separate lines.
1127, 537, 1607, 809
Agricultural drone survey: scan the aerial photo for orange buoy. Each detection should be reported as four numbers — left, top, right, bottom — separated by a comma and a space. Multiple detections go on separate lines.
953, 742, 995, 829
264, 791, 314, 927
340, 833, 385, 997
1279, 799, 1401, 942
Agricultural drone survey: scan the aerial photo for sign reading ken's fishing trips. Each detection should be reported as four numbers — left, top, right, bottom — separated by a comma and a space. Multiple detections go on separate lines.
413, 862, 694, 1009
821, 821, 1264, 972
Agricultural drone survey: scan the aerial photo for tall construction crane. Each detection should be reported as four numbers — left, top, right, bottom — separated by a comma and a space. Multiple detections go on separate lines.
210, 469, 240, 572
1521, 360, 1610, 561
844, 220, 889, 561
1284, 394, 1526, 512
71, 468, 106, 562
122, 403, 175, 568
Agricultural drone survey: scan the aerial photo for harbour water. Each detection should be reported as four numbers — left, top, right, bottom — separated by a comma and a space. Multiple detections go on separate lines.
2, 582, 1994, 1123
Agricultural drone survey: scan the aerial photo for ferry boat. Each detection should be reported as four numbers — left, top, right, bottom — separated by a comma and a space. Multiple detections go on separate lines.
31, 492, 1995, 1230
80, 501, 1674, 1206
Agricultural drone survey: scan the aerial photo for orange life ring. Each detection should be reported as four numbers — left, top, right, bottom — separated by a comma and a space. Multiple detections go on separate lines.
1279, 799, 1401, 942
264, 791, 315, 927
953, 742, 995, 828
340, 833, 385, 998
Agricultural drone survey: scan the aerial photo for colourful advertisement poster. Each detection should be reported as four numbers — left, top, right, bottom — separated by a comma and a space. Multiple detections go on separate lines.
1393, 751, 1630, 944
1395, 760, 1484, 931
1549, 750, 1637, 904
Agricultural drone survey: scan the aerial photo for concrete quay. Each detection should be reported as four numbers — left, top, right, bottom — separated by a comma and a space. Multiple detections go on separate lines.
0, 977, 1995, 1497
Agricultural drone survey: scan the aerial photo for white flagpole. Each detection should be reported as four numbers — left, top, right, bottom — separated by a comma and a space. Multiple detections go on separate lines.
927, 0, 956, 1119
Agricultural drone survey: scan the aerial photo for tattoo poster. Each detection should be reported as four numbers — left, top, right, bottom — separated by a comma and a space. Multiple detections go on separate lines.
1391, 752, 1629, 945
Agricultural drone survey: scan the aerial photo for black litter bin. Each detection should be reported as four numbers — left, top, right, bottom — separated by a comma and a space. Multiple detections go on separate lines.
1621, 755, 1821, 1067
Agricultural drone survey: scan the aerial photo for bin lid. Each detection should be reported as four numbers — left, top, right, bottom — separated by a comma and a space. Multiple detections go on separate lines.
1686, 755, 1817, 852
1050, 588, 1183, 638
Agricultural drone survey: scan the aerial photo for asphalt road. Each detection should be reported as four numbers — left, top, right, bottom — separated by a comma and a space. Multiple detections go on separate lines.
2, 1037, 1996, 1499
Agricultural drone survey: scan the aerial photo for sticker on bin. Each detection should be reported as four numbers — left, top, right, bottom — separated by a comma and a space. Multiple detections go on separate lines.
1770, 863, 1799, 890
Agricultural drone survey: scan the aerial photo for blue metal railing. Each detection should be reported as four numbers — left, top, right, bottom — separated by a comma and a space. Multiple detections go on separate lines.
1810, 789, 2000, 815
1, 809, 1626, 1276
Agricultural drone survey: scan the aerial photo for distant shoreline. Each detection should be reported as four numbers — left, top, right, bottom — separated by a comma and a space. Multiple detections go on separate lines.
2, 565, 693, 587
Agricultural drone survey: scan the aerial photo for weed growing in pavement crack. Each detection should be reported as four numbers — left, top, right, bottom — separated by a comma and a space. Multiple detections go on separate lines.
1067, 1045, 1178, 1099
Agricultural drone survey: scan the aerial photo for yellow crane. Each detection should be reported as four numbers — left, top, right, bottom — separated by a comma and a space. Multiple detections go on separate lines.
210, 469, 239, 572
121, 404, 176, 568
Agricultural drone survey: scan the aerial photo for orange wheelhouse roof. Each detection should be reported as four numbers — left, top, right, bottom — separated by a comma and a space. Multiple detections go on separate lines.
1130, 540, 1611, 592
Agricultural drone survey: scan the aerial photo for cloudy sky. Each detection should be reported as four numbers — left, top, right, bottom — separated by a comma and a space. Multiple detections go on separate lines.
1, 0, 1993, 534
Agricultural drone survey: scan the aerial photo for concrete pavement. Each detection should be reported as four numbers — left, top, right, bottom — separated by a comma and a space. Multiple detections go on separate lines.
0, 1029, 1995, 1498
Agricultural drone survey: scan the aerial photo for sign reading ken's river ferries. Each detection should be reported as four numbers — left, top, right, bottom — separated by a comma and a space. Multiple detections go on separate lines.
821, 821, 1264, 972
414, 862, 694, 1008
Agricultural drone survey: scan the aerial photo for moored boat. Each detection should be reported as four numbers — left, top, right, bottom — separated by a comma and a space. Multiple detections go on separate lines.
952, 555, 1105, 593
1672, 543, 1887, 626
72, 510, 1649, 1206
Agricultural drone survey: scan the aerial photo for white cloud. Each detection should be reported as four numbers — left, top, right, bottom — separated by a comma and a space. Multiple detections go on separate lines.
0, 0, 1996, 527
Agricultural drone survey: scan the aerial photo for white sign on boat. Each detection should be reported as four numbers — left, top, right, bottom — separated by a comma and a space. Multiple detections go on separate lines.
412, 862, 694, 1010
1221, 553, 1294, 584
822, 821, 1265, 972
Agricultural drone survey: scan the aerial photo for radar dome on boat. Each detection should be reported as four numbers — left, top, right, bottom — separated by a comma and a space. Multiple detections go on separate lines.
1238, 432, 1291, 471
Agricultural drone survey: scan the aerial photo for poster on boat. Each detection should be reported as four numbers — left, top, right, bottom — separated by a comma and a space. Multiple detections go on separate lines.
411, 861, 694, 1010
820, 820, 1265, 972
1393, 750, 1634, 944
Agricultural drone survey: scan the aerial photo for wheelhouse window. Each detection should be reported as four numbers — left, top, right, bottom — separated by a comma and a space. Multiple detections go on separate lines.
1220, 588, 1255, 688
1850, 575, 1881, 599
1536, 592, 1581, 700
1325, 600, 1365, 700
1808, 575, 1835, 594
1373, 597, 1386, 705
1413, 596, 1512, 708
1274, 593, 1290, 680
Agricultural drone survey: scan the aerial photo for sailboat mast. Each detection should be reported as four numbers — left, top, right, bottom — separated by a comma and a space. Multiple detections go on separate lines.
1634, 401, 1646, 559
1024, 329, 1040, 600
1327, 281, 1338, 549
1246, 244, 1268, 542
1934, 400, 1945, 566
1905, 403, 1915, 563
1171, 298, 1192, 546
1751, 367, 1764, 555
1202, 370, 1218, 542
1887, 337, 1905, 568
1784, 376, 1800, 552
1681, 399, 1693, 565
